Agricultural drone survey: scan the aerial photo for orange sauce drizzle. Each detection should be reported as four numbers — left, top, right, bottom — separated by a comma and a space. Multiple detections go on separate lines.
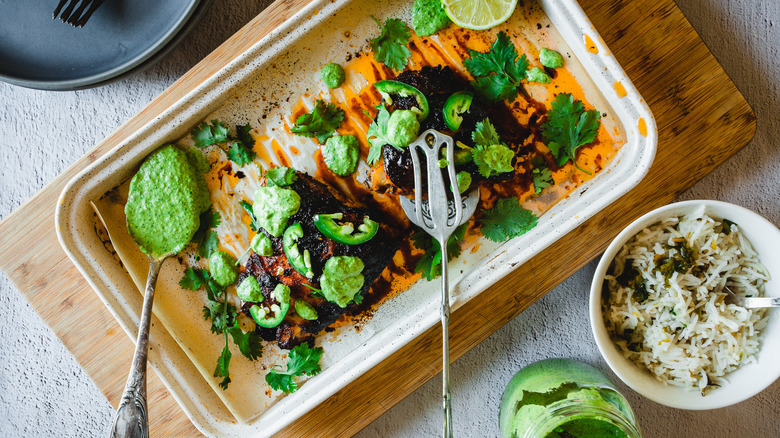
271, 139, 291, 167
585, 35, 599, 54
638, 118, 648, 137
614, 81, 627, 98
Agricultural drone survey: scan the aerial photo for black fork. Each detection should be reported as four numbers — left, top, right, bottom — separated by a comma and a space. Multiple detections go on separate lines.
53, 0, 107, 27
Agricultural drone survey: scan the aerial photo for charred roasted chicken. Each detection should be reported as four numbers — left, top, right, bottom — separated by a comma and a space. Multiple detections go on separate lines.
238, 172, 400, 349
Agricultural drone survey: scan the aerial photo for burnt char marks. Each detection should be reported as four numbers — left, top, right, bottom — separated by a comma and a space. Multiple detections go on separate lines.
302, 300, 344, 335
239, 172, 400, 350
276, 322, 314, 350
395, 66, 462, 97
241, 254, 276, 291
382, 145, 417, 196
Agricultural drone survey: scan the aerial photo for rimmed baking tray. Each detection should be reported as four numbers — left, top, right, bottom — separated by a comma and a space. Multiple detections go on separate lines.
56, 0, 657, 436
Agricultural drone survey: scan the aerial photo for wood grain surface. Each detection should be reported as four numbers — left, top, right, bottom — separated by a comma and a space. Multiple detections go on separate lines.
0, 0, 756, 436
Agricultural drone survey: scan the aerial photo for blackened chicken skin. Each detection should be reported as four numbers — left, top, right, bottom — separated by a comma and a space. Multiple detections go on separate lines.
238, 172, 400, 349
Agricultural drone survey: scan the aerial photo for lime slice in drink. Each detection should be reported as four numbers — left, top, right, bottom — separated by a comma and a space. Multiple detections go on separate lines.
441, 0, 518, 31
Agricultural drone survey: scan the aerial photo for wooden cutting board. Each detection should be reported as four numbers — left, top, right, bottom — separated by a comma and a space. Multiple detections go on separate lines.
0, 0, 756, 436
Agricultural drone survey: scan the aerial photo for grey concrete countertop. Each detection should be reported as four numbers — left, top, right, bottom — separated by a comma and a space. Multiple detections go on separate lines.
1, 0, 778, 436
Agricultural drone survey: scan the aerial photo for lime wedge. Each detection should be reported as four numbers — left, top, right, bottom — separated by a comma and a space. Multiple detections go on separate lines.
442, 0, 518, 31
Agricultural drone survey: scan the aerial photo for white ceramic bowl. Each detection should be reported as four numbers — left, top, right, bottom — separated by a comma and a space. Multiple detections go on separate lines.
590, 200, 780, 410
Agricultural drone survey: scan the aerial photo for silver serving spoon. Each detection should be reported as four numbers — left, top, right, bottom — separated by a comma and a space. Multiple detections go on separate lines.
108, 244, 173, 437
723, 285, 780, 308
400, 130, 479, 438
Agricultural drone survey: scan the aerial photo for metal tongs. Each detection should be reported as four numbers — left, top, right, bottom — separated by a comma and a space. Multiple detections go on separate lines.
400, 130, 479, 438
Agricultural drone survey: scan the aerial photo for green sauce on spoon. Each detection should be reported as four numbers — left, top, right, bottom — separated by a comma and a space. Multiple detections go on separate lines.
125, 144, 211, 257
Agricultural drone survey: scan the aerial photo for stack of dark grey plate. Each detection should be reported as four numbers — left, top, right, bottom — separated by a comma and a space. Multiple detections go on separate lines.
0, 0, 213, 90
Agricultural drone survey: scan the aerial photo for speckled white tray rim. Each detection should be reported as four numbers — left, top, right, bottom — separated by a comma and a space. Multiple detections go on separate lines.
55, 0, 657, 436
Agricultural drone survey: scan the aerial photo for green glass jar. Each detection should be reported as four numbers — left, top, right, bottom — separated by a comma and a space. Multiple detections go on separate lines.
499, 359, 641, 438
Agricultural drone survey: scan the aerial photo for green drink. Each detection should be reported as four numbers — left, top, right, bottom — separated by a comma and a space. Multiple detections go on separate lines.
499, 359, 641, 438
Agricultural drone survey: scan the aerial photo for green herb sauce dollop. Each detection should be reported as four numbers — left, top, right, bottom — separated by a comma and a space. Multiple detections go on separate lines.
125, 144, 211, 257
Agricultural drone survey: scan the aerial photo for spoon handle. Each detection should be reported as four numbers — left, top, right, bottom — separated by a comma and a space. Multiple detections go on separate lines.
743, 296, 780, 308
109, 257, 164, 438
440, 241, 453, 438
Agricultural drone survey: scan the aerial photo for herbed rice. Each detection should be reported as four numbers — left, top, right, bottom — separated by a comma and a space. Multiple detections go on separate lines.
603, 207, 770, 393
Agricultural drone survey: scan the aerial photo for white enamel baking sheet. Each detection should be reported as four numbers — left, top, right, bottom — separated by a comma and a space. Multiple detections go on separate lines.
56, 0, 657, 436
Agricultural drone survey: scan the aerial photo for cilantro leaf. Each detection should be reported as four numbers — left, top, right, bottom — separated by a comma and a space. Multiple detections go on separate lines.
531, 157, 554, 195
464, 32, 529, 102
227, 326, 263, 361
240, 200, 258, 231
291, 100, 345, 143
199, 209, 221, 229
470, 148, 492, 178
214, 339, 232, 390
202, 299, 235, 334
205, 279, 224, 302
471, 75, 517, 104
226, 140, 255, 166
191, 120, 230, 148
236, 124, 255, 149
479, 198, 538, 242
265, 370, 296, 394
265, 166, 298, 187
366, 104, 394, 165
411, 224, 467, 281
367, 144, 383, 166
369, 16, 412, 71
471, 118, 513, 178
265, 343, 324, 394
180, 267, 210, 291
286, 343, 323, 376
198, 230, 220, 258
472, 118, 501, 147
192, 209, 221, 258
541, 93, 601, 173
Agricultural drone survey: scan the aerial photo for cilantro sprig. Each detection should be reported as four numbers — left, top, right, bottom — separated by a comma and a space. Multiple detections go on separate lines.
472, 117, 500, 146
179, 267, 210, 291
265, 343, 324, 394
214, 341, 233, 390
192, 120, 229, 148
541, 93, 601, 174
470, 118, 514, 178
193, 209, 221, 258
202, 298, 236, 334
227, 326, 263, 361
226, 141, 254, 166
265, 166, 298, 187
464, 32, 529, 103
191, 120, 256, 166
411, 224, 468, 281
182, 265, 263, 389
478, 198, 538, 242
366, 104, 394, 164
369, 16, 412, 71
531, 157, 554, 195
240, 200, 258, 231
291, 100, 345, 144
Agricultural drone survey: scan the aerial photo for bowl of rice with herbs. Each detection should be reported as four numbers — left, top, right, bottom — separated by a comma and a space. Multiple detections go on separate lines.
590, 200, 780, 410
